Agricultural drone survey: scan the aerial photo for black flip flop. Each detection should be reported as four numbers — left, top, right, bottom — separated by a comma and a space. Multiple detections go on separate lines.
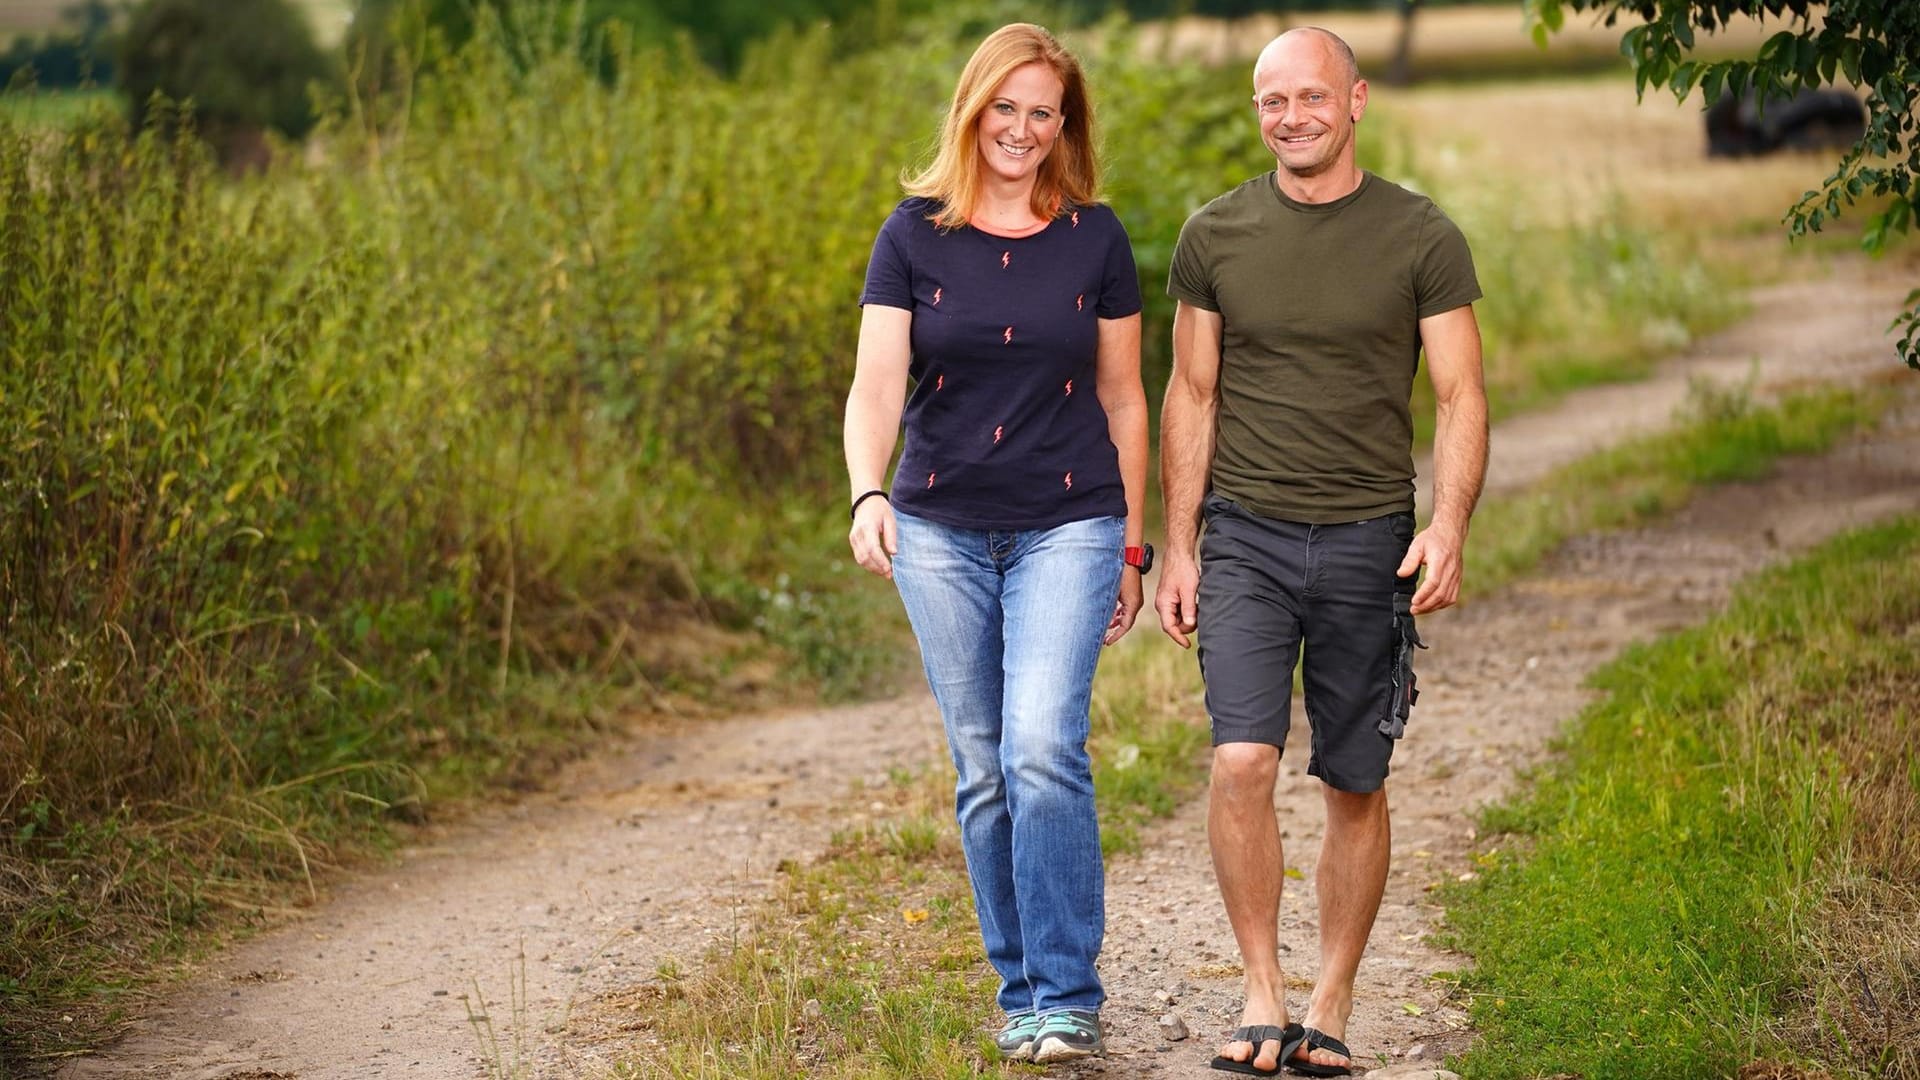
1284, 1026, 1352, 1077
1210, 1022, 1306, 1076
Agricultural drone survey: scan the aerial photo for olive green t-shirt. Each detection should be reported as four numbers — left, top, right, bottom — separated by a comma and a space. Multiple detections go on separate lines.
1167, 171, 1481, 523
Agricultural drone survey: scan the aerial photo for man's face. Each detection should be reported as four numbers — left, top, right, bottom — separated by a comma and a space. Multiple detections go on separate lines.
1251, 37, 1366, 180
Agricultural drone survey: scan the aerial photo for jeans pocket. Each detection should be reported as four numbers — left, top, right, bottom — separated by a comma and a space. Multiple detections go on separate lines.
1379, 584, 1427, 739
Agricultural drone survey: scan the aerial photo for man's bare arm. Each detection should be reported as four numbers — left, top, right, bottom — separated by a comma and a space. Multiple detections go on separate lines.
1155, 301, 1225, 647
1398, 303, 1487, 615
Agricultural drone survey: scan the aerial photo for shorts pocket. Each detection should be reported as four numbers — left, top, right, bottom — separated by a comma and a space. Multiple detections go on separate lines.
1379, 580, 1426, 739
1201, 491, 1237, 521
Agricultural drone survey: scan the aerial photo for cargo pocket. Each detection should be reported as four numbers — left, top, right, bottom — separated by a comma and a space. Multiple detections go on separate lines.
1379, 579, 1426, 739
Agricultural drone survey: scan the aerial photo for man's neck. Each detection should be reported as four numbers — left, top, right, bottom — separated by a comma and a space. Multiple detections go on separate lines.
1273, 163, 1363, 205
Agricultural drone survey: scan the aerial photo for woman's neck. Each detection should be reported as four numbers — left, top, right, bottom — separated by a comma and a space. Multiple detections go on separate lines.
972, 181, 1047, 234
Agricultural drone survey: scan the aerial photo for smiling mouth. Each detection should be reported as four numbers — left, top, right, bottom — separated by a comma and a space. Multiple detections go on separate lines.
1279, 133, 1322, 145
997, 142, 1035, 158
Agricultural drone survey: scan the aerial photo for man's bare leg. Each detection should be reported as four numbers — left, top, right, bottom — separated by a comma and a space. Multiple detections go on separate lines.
1295, 784, 1390, 1072
1209, 742, 1292, 1072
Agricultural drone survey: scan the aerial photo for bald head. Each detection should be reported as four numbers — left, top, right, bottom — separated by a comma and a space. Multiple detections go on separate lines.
1248, 25, 1368, 196
1253, 27, 1360, 92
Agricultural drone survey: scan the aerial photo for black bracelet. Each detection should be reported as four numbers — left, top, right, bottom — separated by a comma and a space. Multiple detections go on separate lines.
849, 489, 890, 519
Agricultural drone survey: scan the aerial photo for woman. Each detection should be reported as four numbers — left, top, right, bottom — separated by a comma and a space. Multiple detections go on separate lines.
842, 22, 1148, 1066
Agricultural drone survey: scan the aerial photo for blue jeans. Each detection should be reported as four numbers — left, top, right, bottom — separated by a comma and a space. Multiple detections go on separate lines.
892, 510, 1123, 1016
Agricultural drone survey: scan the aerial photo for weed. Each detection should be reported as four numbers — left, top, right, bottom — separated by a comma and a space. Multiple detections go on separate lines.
465, 941, 534, 1080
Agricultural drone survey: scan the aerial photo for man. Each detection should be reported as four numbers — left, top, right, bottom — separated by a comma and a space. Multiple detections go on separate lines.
1154, 27, 1487, 1078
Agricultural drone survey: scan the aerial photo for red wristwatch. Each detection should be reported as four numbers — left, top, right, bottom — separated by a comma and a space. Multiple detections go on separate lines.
1123, 543, 1154, 574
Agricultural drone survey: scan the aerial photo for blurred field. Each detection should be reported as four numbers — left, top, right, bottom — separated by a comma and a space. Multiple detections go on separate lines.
1377, 76, 1845, 236
1141, 3, 1780, 73
295, 0, 354, 43
0, 0, 353, 43
0, 0, 90, 36
1310, 62, 1851, 433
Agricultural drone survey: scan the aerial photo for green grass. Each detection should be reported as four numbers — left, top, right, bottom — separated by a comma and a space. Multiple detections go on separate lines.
1441, 516, 1920, 1079
0, 87, 113, 128
1089, 644, 1214, 856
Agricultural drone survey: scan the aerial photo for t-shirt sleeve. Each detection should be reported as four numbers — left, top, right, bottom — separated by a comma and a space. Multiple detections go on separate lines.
1166, 209, 1218, 312
859, 211, 913, 309
1095, 210, 1143, 319
1414, 205, 1482, 318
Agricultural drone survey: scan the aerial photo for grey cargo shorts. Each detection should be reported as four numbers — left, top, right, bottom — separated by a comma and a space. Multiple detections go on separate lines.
1196, 491, 1424, 793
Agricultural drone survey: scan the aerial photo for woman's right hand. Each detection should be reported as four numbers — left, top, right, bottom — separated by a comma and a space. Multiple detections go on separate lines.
849, 499, 899, 579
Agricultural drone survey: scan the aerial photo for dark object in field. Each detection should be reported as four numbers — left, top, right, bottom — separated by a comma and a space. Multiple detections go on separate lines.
1706, 84, 1866, 157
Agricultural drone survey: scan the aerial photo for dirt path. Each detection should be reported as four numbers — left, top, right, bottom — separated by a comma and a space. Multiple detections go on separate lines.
57, 705, 943, 1080
57, 259, 1918, 1080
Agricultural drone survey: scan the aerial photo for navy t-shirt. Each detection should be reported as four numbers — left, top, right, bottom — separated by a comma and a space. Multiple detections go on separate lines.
859, 196, 1142, 531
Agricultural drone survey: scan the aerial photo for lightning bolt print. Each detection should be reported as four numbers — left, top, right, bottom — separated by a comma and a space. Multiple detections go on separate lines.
927, 471, 936, 489
1076, 294, 1084, 312
1001, 251, 1010, 269
993, 425, 1004, 444
1071, 211, 1080, 228
935, 374, 944, 391
1064, 472, 1073, 490
1063, 379, 1073, 396
931, 287, 942, 306
1003, 326, 1013, 345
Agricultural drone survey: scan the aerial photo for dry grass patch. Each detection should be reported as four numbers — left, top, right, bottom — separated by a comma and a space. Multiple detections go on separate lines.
1793, 661, 1920, 1078
0, 0, 350, 44
1365, 73, 1852, 428
600, 768, 1008, 1079
1740, 1063, 1839, 1080
1137, 3, 1776, 70
0, 0, 82, 36
1379, 76, 1846, 241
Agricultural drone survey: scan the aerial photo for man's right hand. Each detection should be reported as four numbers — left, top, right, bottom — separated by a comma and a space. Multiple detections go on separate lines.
1154, 556, 1200, 648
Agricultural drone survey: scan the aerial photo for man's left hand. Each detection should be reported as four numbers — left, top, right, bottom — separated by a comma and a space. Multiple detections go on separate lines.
1397, 522, 1465, 615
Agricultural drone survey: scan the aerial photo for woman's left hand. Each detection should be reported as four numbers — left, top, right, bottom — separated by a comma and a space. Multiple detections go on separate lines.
1104, 568, 1144, 645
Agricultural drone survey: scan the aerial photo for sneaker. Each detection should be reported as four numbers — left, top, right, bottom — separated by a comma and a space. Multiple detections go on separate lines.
994, 1012, 1041, 1061
1032, 1009, 1104, 1063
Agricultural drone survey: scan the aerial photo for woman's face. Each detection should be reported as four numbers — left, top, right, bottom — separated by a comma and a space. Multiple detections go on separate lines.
975, 62, 1066, 188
